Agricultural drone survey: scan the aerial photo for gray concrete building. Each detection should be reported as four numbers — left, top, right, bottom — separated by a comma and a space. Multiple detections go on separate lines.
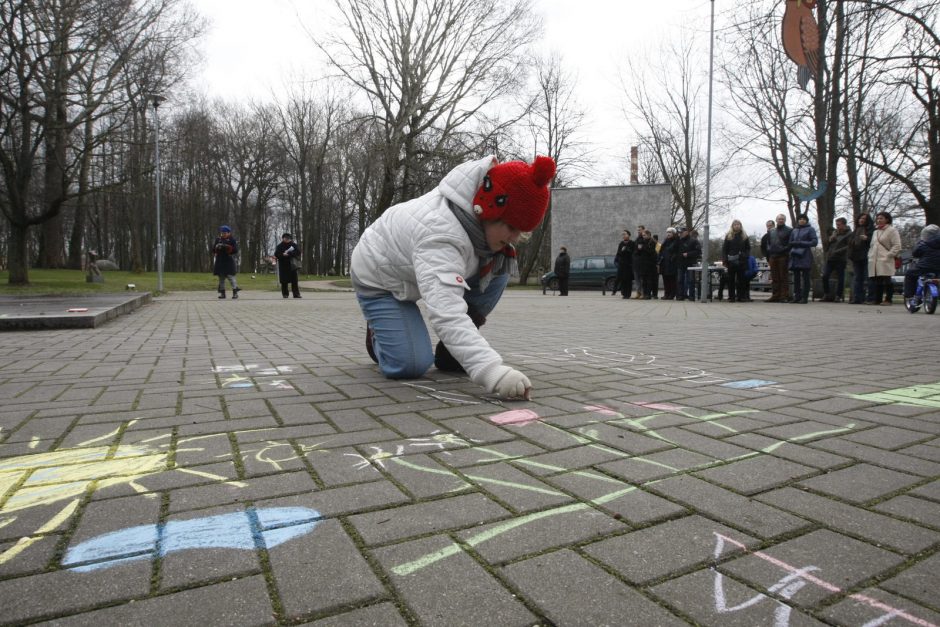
550, 183, 673, 258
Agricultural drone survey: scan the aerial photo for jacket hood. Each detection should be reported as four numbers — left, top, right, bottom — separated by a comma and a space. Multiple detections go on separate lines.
438, 155, 496, 216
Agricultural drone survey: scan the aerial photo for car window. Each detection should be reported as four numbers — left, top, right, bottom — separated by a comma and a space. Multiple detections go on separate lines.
570, 258, 586, 271
586, 258, 606, 270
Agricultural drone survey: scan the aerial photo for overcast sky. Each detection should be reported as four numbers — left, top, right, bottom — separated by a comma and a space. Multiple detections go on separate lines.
187, 0, 776, 234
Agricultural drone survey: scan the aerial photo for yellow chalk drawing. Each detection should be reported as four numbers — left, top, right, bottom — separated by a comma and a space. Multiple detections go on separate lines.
0, 421, 242, 566
851, 382, 940, 409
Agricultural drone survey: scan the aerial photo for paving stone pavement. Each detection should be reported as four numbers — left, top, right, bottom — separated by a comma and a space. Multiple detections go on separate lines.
0, 289, 938, 626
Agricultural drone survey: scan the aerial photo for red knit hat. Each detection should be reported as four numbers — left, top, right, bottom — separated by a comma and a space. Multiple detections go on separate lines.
472, 156, 556, 232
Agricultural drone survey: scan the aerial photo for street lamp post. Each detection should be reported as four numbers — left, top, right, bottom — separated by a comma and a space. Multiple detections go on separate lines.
150, 95, 166, 293
700, 0, 716, 303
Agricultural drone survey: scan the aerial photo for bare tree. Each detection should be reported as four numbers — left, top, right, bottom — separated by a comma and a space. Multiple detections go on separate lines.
318, 0, 541, 222
0, 0, 202, 284
620, 36, 730, 230
517, 53, 589, 284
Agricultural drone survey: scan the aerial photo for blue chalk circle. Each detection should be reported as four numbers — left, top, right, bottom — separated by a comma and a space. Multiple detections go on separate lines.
64, 506, 320, 572
721, 379, 778, 389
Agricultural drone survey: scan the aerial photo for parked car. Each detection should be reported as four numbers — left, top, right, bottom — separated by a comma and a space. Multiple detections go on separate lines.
541, 255, 618, 292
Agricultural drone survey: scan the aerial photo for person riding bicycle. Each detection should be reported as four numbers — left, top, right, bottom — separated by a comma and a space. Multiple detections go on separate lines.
904, 224, 940, 302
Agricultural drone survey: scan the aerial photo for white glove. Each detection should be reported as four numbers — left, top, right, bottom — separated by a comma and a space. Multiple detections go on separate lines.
495, 368, 532, 399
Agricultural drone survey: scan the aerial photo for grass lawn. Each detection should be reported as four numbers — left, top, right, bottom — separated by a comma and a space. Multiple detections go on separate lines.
0, 269, 345, 296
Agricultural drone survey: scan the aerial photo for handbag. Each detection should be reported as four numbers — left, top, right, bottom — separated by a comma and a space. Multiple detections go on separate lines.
289, 256, 302, 272
726, 253, 740, 264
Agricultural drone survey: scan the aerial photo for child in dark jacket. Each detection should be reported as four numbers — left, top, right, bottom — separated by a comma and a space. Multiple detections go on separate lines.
904, 224, 940, 300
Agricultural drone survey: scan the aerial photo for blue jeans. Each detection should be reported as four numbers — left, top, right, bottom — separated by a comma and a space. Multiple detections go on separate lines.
357, 273, 509, 379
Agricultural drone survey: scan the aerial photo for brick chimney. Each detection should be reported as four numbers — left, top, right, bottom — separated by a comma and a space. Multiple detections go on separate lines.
630, 146, 639, 184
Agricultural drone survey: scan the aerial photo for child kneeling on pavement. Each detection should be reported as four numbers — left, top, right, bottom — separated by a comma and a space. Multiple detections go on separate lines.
351, 155, 556, 400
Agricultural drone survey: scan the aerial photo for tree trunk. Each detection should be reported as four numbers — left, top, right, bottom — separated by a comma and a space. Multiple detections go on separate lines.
7, 223, 30, 285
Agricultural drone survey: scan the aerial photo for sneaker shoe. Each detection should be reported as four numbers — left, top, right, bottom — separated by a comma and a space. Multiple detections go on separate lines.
365, 326, 378, 363
434, 342, 465, 372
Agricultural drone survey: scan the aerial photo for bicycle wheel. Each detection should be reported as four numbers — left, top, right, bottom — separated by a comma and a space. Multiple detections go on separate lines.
925, 289, 937, 314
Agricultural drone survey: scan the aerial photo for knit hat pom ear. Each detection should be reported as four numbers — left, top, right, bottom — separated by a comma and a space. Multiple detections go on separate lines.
531, 155, 556, 187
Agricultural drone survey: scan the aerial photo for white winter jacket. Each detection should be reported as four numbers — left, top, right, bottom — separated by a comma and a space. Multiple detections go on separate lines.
351, 156, 514, 393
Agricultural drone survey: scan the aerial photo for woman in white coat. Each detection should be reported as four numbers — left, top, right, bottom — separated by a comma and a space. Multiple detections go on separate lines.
351, 155, 556, 399
868, 211, 902, 305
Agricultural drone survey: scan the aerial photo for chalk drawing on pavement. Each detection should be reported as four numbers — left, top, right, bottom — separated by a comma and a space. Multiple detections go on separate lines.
714, 533, 937, 627
212, 364, 295, 391
722, 379, 779, 390
488, 409, 541, 426
63, 506, 320, 573
851, 381, 940, 409
0, 422, 246, 567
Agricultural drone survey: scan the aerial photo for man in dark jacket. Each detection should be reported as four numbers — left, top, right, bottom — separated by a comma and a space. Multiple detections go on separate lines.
212, 225, 240, 299
760, 220, 774, 259
904, 224, 940, 301
554, 247, 570, 296
676, 227, 700, 300
822, 217, 851, 301
765, 214, 792, 302
612, 230, 634, 297
274, 232, 302, 298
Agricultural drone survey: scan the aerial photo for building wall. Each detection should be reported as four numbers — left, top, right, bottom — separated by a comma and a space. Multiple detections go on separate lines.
550, 184, 673, 259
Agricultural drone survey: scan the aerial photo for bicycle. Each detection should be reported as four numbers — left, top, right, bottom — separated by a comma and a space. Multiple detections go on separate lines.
906, 273, 940, 314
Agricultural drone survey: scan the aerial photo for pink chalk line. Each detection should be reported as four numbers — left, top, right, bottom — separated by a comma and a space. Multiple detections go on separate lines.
715, 533, 937, 627
633, 401, 687, 411
583, 404, 619, 417
489, 409, 541, 426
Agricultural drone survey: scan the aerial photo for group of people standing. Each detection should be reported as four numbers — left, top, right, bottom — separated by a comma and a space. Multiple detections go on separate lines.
761, 211, 910, 305
609, 225, 703, 300
599, 209, 938, 306
210, 225, 303, 299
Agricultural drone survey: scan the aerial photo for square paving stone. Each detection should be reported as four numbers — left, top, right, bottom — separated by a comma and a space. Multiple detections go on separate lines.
646, 475, 810, 539
568, 423, 672, 455
651, 567, 826, 627
724, 433, 851, 469
305, 602, 408, 626
721, 529, 905, 608
500, 421, 595, 450
69, 494, 162, 545
0, 561, 151, 624
880, 553, 940, 609
432, 441, 545, 468
0, 534, 58, 577
757, 487, 939, 555
596, 448, 715, 483
348, 493, 509, 545
268, 518, 386, 620
757, 421, 855, 442
797, 463, 922, 503
508, 444, 628, 476
456, 500, 626, 564
819, 587, 940, 627
463, 462, 572, 512
844, 426, 933, 450
502, 549, 687, 626
167, 469, 319, 514
544, 471, 687, 525
259, 478, 409, 518
910, 479, 940, 502
810, 439, 940, 477
901, 443, 940, 463
873, 494, 940, 529
648, 427, 756, 460
583, 515, 757, 585
693, 456, 818, 495
372, 534, 535, 626
48, 575, 275, 626
380, 453, 471, 499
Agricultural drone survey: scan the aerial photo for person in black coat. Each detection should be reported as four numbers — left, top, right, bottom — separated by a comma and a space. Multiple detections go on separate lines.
722, 220, 751, 302
274, 233, 302, 298
658, 228, 680, 299
634, 231, 658, 299
554, 247, 570, 296
212, 225, 240, 299
612, 230, 635, 298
